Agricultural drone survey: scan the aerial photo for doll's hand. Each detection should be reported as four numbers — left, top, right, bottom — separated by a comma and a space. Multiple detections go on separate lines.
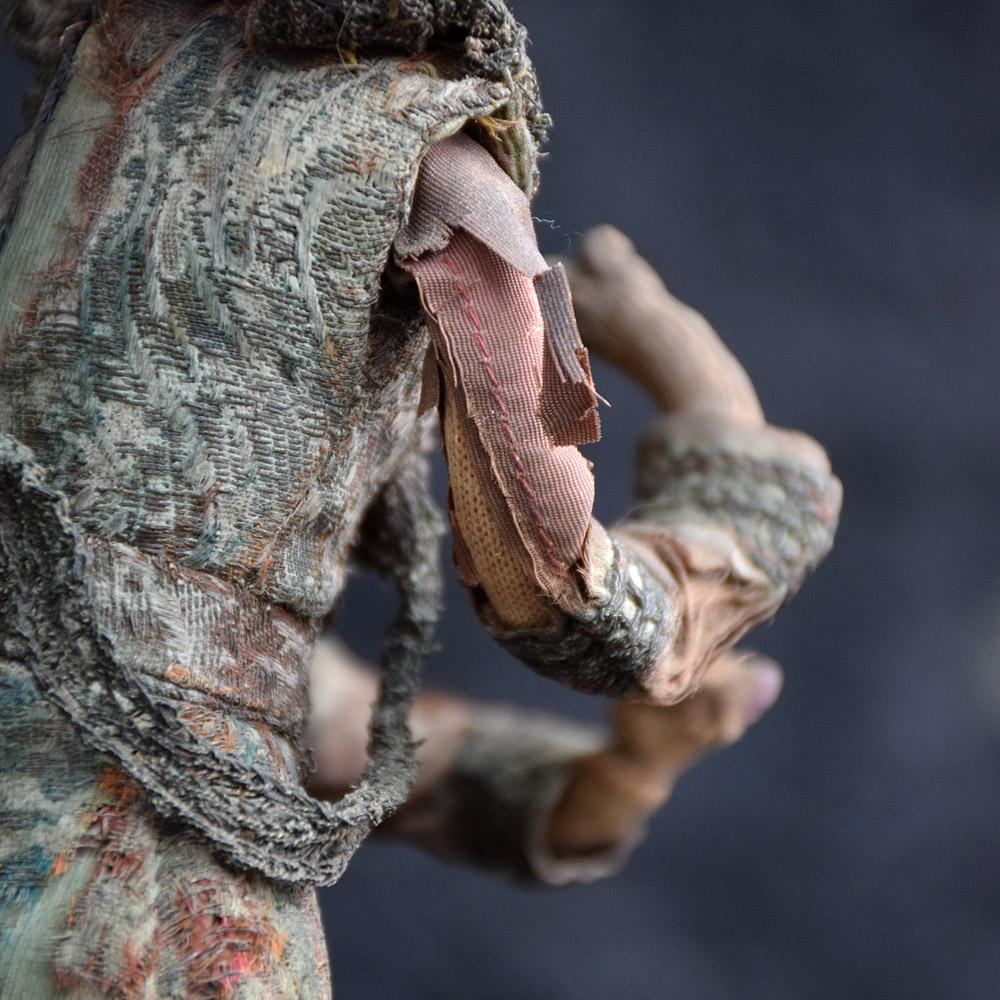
561, 224, 765, 426
557, 226, 840, 704
542, 649, 783, 861
481, 227, 840, 704
306, 638, 783, 885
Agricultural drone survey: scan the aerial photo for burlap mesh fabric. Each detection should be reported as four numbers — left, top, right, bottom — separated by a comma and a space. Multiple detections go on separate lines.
441, 382, 552, 629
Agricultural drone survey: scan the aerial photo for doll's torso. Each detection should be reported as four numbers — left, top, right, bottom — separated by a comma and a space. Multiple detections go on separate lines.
0, 10, 502, 620
0, 15, 510, 985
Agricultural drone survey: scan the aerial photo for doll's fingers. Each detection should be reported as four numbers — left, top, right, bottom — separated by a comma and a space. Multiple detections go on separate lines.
696, 648, 784, 740
564, 225, 764, 425
611, 649, 783, 770
542, 650, 783, 860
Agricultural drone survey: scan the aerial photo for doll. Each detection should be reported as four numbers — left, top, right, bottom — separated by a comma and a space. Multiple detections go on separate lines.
0, 1, 840, 995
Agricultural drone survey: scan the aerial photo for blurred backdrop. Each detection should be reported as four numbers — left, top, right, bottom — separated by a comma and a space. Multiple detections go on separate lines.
2, 2, 998, 997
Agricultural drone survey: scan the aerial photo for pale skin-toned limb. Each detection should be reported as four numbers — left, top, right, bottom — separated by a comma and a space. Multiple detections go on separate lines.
305, 637, 782, 869
436, 222, 836, 704
539, 225, 829, 852
542, 649, 782, 858
563, 224, 830, 469
563, 224, 765, 426
382, 208, 837, 866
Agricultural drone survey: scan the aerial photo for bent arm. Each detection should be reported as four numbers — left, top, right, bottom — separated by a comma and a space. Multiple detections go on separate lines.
307, 638, 781, 884
396, 134, 840, 704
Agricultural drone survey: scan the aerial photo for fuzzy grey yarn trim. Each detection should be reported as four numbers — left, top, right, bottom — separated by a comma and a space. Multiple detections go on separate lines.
410, 705, 599, 882
486, 538, 676, 697
247, 0, 546, 134
634, 445, 841, 595
0, 436, 441, 886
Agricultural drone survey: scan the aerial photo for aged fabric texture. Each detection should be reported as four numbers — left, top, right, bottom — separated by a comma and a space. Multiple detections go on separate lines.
398, 132, 601, 620
0, 5, 509, 892
632, 415, 842, 595
0, 4, 526, 994
244, 0, 548, 193
405, 228, 599, 597
0, 5, 843, 997
0, 657, 332, 999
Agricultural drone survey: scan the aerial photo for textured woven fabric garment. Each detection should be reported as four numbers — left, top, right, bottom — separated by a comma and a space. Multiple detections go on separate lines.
243, 0, 548, 193
632, 415, 843, 595
0, 7, 512, 891
0, 6, 525, 994
0, 14, 505, 620
0, 657, 332, 1000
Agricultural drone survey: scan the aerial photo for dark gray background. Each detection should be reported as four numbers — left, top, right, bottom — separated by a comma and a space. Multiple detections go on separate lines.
3, 2, 998, 997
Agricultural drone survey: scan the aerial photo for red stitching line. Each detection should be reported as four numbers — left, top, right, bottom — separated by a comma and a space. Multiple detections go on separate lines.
441, 254, 561, 569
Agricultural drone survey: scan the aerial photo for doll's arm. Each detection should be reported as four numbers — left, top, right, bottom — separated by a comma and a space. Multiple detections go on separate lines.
307, 638, 781, 884
396, 134, 840, 704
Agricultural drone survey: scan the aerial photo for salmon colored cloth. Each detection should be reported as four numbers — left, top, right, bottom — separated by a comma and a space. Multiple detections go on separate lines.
399, 135, 600, 607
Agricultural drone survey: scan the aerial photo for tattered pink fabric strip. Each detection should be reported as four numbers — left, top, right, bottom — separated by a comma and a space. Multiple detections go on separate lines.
397, 132, 601, 593
407, 230, 595, 579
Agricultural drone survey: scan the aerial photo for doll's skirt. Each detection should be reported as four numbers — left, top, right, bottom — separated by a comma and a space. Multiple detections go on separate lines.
0, 657, 332, 1000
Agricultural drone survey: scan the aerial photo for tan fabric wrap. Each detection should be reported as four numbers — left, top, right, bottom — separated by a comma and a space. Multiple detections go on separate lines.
441, 392, 555, 628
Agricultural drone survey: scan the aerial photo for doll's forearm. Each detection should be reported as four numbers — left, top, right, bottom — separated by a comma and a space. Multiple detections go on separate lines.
307, 639, 633, 886
306, 639, 476, 805
542, 649, 782, 859
468, 418, 839, 705
306, 638, 605, 883
447, 225, 842, 701
307, 640, 782, 885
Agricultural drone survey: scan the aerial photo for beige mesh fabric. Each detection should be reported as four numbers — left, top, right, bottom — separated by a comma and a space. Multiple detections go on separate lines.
441, 382, 554, 629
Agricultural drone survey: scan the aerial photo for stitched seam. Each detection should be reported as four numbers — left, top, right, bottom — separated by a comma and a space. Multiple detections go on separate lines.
441, 254, 561, 569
